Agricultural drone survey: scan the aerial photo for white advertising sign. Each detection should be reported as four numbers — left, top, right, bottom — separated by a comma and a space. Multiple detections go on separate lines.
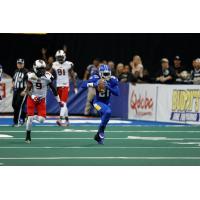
128, 83, 200, 125
128, 84, 157, 121
0, 78, 14, 113
157, 84, 200, 124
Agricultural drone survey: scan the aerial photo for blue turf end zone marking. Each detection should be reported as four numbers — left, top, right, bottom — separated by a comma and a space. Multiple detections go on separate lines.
0, 117, 192, 126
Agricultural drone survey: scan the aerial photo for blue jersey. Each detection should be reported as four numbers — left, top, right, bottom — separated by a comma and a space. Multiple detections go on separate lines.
82, 75, 119, 105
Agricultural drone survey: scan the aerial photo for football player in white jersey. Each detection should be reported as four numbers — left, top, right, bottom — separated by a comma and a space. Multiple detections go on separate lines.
52, 49, 78, 126
22, 60, 62, 143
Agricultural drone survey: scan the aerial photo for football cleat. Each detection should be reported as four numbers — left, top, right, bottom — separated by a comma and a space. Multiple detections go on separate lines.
25, 139, 31, 144
25, 131, 31, 144
94, 132, 104, 144
56, 119, 69, 127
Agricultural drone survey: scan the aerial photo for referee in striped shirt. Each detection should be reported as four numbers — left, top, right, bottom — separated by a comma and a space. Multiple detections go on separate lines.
12, 59, 28, 126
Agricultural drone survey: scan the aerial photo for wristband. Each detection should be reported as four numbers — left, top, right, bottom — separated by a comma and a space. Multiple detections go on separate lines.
87, 83, 94, 87
55, 95, 60, 103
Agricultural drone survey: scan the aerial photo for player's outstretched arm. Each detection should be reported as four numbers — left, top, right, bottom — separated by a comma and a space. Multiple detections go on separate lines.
49, 82, 58, 96
106, 83, 120, 96
81, 76, 98, 89
21, 81, 32, 96
48, 82, 63, 107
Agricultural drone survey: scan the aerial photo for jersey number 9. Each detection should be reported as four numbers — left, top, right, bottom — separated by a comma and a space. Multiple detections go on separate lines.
36, 82, 42, 89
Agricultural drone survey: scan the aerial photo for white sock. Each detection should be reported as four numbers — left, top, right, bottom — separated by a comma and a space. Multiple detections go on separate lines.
64, 104, 68, 118
26, 116, 33, 131
60, 103, 66, 122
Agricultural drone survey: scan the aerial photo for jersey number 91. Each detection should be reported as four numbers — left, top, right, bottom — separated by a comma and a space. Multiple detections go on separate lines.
99, 90, 110, 98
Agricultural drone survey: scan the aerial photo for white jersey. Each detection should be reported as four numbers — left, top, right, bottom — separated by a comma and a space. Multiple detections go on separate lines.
52, 61, 73, 87
27, 71, 53, 98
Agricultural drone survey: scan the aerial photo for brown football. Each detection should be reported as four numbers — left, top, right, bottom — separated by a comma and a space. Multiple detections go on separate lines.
97, 79, 106, 92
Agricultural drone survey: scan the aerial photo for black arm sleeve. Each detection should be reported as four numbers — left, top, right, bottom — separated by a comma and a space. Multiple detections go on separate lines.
49, 82, 58, 96
51, 68, 57, 80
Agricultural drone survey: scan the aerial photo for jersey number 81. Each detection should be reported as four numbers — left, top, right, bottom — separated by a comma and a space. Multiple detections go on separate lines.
57, 69, 66, 76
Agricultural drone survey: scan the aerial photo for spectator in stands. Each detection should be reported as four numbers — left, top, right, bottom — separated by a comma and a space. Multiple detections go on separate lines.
118, 65, 132, 83
173, 56, 184, 72
48, 56, 54, 65
138, 68, 151, 83
41, 48, 54, 71
108, 60, 116, 75
156, 58, 176, 84
191, 58, 197, 71
46, 56, 54, 71
191, 58, 200, 84
0, 64, 2, 82
173, 56, 188, 83
12, 59, 28, 126
0, 65, 2, 101
83, 58, 100, 80
116, 63, 124, 78
63, 44, 67, 54
83, 58, 100, 115
41, 48, 48, 63
130, 55, 144, 79
101, 60, 107, 65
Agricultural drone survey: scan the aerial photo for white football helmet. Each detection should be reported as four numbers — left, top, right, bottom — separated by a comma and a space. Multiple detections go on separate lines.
55, 50, 66, 63
33, 60, 46, 77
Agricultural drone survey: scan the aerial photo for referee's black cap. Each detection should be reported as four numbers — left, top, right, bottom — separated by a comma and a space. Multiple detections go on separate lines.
17, 58, 25, 64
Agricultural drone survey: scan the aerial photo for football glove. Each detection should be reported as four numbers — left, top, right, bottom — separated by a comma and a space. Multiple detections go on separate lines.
59, 101, 64, 107
74, 87, 78, 94
31, 95, 42, 103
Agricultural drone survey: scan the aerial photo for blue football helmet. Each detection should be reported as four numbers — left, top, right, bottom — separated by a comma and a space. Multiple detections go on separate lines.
99, 64, 111, 80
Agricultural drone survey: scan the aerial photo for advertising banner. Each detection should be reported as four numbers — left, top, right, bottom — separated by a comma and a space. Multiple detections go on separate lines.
128, 84, 200, 124
128, 84, 157, 121
157, 85, 200, 124
0, 78, 14, 113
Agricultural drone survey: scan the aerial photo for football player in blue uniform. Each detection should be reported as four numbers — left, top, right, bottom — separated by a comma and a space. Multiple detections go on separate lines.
82, 64, 119, 144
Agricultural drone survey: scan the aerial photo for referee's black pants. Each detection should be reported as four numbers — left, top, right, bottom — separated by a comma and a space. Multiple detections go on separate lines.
12, 89, 26, 125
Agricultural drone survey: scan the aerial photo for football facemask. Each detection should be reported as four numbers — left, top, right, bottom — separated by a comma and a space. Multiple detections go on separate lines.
99, 65, 111, 80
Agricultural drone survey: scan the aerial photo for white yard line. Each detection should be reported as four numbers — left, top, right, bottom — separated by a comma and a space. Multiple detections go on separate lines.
0, 156, 200, 160
1, 137, 200, 140
0, 146, 199, 149
0, 130, 200, 133
0, 137, 124, 140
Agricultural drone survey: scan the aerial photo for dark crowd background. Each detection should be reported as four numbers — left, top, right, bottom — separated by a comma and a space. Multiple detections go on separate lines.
0, 33, 200, 79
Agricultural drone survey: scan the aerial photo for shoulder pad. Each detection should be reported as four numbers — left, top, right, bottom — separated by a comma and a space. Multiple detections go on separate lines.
45, 71, 53, 80
111, 76, 118, 82
89, 75, 99, 80
27, 72, 38, 81
65, 61, 74, 67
